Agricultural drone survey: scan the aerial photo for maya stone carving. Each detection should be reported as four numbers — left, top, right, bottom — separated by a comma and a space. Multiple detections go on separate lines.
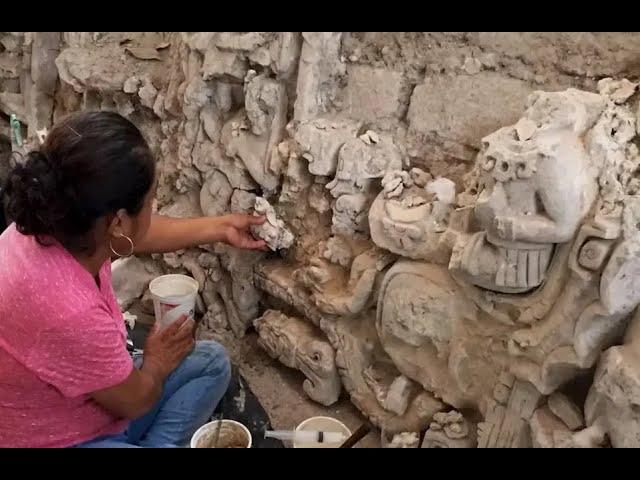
13, 32, 640, 447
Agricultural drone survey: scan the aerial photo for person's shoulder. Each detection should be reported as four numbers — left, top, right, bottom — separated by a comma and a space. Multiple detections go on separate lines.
2, 226, 97, 294
0, 223, 58, 274
0, 234, 108, 329
0, 222, 20, 247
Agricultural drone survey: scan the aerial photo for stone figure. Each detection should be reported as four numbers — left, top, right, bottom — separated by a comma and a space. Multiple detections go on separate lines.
372, 84, 640, 444
449, 89, 605, 293
327, 131, 404, 237
369, 168, 456, 262
253, 309, 341, 406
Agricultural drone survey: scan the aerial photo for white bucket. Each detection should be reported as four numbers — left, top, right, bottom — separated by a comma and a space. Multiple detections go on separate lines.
293, 416, 351, 448
148, 274, 199, 329
190, 419, 252, 448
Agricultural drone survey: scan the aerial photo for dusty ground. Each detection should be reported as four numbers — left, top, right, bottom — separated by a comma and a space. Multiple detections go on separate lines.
199, 329, 381, 448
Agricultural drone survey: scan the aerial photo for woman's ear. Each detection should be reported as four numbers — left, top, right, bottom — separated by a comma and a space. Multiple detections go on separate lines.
106, 208, 130, 238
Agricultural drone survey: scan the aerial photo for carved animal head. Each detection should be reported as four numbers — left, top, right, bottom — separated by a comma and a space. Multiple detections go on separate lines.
297, 338, 337, 380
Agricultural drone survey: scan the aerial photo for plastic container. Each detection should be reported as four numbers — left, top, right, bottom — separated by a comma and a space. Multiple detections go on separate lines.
293, 416, 351, 448
190, 419, 252, 448
148, 274, 199, 329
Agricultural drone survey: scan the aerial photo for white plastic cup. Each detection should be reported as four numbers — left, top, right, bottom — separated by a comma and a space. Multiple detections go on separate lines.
148, 274, 199, 329
293, 416, 351, 448
190, 420, 252, 448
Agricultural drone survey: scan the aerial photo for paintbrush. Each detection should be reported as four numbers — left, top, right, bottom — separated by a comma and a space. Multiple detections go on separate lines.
339, 423, 371, 448
211, 395, 224, 448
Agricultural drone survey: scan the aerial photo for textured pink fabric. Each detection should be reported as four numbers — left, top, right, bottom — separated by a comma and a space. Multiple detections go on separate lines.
0, 224, 133, 447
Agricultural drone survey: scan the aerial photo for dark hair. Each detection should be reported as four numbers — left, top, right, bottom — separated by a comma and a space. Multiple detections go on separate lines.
4, 111, 156, 252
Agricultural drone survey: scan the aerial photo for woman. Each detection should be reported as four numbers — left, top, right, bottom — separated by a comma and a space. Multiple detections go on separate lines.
0, 111, 266, 448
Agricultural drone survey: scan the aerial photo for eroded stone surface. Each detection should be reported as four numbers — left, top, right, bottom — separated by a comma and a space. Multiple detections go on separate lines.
251, 196, 294, 251
548, 392, 584, 431
422, 410, 477, 448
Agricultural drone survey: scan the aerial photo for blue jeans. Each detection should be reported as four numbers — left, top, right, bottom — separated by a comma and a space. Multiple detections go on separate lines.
75, 340, 231, 448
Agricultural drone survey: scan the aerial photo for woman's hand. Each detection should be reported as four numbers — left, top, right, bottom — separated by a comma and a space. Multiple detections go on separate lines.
217, 213, 268, 250
143, 316, 195, 378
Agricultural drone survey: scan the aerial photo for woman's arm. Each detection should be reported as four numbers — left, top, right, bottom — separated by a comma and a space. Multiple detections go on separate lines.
132, 213, 266, 255
91, 317, 195, 420
91, 358, 167, 419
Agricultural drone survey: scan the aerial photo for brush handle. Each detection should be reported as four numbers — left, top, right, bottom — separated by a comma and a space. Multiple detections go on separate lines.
339, 424, 371, 448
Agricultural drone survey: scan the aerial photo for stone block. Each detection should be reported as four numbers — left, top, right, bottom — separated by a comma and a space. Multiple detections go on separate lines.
345, 65, 404, 121
407, 72, 533, 149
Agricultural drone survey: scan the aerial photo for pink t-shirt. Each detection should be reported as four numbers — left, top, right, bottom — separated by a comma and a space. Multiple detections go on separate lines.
0, 224, 133, 447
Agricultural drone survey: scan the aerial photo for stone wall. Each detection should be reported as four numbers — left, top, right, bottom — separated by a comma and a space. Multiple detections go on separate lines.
2, 32, 640, 448
2, 33, 640, 181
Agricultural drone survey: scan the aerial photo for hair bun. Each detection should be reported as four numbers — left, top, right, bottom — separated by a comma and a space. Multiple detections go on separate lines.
5, 150, 67, 238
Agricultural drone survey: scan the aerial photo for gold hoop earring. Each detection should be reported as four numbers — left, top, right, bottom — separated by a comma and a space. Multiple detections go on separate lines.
110, 234, 134, 258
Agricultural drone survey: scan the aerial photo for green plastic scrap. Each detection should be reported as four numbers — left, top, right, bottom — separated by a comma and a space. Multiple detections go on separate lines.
10, 114, 23, 147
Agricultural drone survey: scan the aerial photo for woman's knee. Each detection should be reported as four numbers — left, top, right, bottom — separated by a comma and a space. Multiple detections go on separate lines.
193, 340, 231, 385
